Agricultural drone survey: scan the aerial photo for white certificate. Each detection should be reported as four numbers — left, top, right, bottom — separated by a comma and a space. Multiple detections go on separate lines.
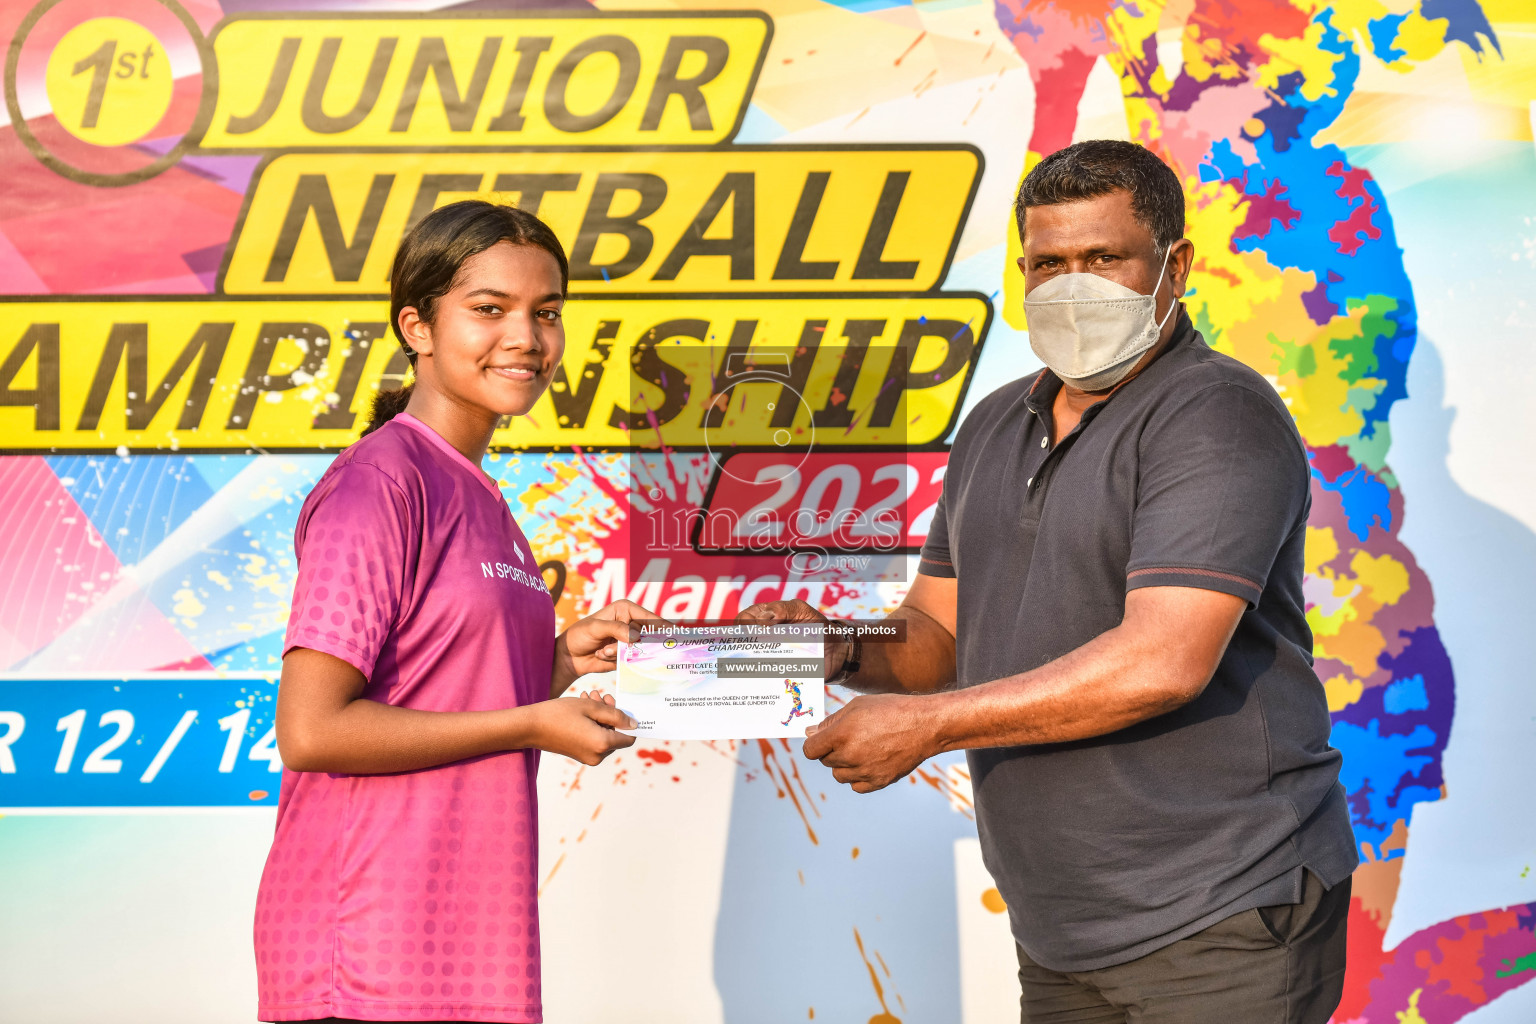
617, 626, 825, 740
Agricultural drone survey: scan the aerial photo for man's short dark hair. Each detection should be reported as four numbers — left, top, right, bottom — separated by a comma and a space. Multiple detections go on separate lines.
1014, 141, 1186, 252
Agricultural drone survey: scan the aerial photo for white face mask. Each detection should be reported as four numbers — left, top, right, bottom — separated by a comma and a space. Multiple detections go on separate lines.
1022, 246, 1177, 391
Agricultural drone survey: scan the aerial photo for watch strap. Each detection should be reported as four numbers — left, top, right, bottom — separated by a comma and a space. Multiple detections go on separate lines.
827, 627, 862, 685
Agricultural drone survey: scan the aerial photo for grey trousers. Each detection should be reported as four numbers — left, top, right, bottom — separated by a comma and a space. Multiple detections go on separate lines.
1017, 871, 1352, 1024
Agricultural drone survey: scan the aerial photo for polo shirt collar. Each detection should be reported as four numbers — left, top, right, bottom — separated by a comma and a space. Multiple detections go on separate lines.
1023, 365, 1060, 415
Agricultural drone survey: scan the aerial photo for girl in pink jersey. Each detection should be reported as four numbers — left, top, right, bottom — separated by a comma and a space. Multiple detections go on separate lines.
256, 201, 649, 1024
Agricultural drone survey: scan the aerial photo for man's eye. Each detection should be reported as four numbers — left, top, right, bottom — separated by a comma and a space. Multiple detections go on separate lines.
475, 305, 501, 315
537, 309, 562, 322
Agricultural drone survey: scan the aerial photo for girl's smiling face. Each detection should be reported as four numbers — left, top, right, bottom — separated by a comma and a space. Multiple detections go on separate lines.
399, 240, 566, 420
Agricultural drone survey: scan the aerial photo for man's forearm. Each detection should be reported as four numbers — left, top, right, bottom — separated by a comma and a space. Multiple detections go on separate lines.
926, 619, 1210, 751
838, 606, 957, 695
801, 587, 1243, 791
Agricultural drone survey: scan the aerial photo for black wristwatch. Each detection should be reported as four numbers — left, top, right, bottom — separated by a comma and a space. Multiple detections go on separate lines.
827, 628, 862, 686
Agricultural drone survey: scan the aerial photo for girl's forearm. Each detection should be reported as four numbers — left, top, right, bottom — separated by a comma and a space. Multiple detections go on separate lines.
549, 631, 592, 697
550, 640, 576, 698
280, 699, 540, 774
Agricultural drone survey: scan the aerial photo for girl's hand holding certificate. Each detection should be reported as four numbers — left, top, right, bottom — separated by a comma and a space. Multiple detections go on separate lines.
526, 692, 637, 767
551, 598, 664, 694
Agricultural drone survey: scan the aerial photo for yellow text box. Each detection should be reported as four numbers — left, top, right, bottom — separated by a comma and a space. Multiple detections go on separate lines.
0, 295, 990, 452
221, 147, 981, 295
202, 12, 769, 149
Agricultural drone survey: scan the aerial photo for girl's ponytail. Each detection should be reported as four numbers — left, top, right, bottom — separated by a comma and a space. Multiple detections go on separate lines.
362, 381, 414, 436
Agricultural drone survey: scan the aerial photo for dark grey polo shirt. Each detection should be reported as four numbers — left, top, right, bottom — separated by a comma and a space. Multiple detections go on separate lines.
920, 312, 1358, 973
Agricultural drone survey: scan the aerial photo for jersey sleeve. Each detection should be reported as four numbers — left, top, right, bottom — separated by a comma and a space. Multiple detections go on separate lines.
1126, 382, 1308, 606
917, 485, 956, 578
284, 462, 412, 677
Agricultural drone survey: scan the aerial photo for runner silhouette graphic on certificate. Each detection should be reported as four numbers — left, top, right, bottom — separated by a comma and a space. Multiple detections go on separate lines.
781, 678, 813, 728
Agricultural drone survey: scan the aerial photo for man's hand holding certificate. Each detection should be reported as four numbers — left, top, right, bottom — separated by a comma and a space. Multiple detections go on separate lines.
617, 624, 825, 740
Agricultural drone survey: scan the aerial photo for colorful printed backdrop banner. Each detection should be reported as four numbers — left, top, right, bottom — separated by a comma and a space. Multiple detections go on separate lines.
2, 1, 1535, 1022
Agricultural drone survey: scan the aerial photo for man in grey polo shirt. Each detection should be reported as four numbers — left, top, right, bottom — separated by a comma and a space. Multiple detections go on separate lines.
741, 140, 1358, 1022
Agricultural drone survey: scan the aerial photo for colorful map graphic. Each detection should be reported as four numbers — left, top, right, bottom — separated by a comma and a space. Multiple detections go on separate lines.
992, 0, 1534, 1019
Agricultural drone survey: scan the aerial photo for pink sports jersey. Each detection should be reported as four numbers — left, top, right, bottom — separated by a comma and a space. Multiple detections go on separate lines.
256, 413, 556, 1023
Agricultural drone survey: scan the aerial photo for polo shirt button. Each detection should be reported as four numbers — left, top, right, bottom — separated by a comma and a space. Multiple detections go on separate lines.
1040, 437, 1047, 448
1027, 477, 1033, 486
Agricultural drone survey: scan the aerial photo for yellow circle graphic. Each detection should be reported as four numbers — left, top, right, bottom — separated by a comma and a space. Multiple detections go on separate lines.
45, 17, 173, 146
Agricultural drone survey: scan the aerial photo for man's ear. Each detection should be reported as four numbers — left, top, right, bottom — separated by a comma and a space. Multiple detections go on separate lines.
398, 306, 434, 356
1170, 238, 1195, 298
